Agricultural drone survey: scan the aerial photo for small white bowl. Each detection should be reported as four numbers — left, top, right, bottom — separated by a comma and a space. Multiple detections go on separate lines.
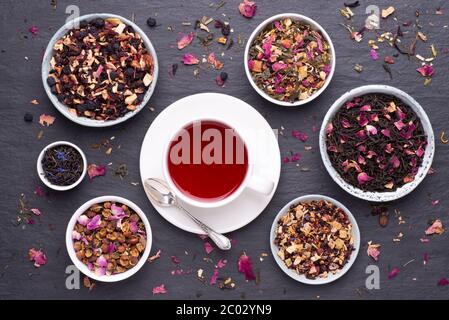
319, 85, 435, 202
244, 13, 336, 107
41, 13, 159, 127
37, 141, 87, 191
66, 196, 152, 282
270, 194, 360, 285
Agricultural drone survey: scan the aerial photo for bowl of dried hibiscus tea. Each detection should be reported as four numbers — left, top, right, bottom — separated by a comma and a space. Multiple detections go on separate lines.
42, 14, 158, 127
320, 85, 435, 202
244, 13, 335, 106
270, 195, 360, 285
66, 196, 152, 282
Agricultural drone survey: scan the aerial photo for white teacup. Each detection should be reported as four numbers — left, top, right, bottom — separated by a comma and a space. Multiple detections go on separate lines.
162, 117, 274, 208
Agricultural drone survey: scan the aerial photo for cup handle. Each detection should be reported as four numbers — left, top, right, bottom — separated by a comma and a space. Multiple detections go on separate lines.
246, 174, 274, 195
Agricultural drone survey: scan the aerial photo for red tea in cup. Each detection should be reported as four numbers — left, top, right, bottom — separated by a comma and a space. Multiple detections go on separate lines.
167, 120, 248, 202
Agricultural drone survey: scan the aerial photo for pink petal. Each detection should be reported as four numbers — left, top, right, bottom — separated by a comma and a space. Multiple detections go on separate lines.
30, 208, 42, 216
416, 65, 434, 77
29, 25, 39, 36
34, 186, 48, 198
87, 164, 106, 179
356, 129, 366, 139
390, 155, 400, 168
109, 204, 127, 221
177, 32, 194, 50
431, 200, 439, 206
95, 267, 106, 276
129, 221, 138, 233
394, 120, 405, 131
238, 0, 257, 18
282, 156, 290, 163
360, 104, 371, 111
341, 119, 351, 128
77, 214, 89, 226
96, 255, 108, 268
247, 59, 255, 71
28, 248, 47, 268
204, 241, 214, 254
291, 153, 301, 162
415, 146, 425, 157
367, 243, 381, 261
425, 219, 444, 235
292, 130, 308, 142
87, 215, 101, 231
238, 253, 256, 281
385, 143, 393, 154
381, 129, 391, 137
182, 53, 199, 65
358, 114, 369, 127
152, 284, 167, 295
216, 259, 227, 269
210, 268, 219, 285
272, 62, 287, 72
370, 49, 379, 61
438, 278, 449, 286
72, 230, 82, 240
171, 255, 181, 264
357, 172, 374, 185
108, 242, 116, 254
388, 267, 400, 279
366, 125, 378, 135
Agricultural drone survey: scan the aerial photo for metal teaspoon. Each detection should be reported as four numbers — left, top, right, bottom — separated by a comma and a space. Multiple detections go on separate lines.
144, 178, 232, 250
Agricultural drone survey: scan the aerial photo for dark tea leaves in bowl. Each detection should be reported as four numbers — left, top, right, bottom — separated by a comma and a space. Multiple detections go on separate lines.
325, 93, 427, 192
42, 145, 84, 186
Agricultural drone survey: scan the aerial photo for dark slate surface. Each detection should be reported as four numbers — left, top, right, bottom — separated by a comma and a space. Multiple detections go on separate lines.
0, 0, 448, 300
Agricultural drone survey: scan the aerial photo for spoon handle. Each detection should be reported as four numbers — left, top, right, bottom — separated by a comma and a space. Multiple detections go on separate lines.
177, 205, 232, 250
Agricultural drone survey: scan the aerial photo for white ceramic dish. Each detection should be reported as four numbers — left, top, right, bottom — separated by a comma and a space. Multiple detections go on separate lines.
244, 13, 336, 107
66, 196, 152, 282
37, 141, 87, 191
41, 13, 159, 127
319, 85, 435, 202
140, 93, 281, 234
270, 194, 360, 285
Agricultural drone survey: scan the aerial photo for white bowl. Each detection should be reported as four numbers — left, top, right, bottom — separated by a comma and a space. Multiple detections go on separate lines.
66, 196, 152, 282
270, 194, 360, 285
41, 13, 159, 127
319, 85, 435, 202
244, 13, 336, 107
37, 141, 87, 191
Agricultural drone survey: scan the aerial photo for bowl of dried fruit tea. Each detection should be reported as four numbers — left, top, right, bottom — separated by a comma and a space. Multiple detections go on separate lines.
244, 13, 335, 106
42, 14, 158, 127
37, 141, 87, 191
66, 196, 152, 282
320, 85, 435, 202
270, 195, 360, 285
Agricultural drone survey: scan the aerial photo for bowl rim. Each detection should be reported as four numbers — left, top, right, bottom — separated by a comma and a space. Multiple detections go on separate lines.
65, 195, 152, 282
36, 140, 87, 191
243, 12, 336, 107
41, 13, 159, 127
269, 194, 360, 285
319, 84, 435, 202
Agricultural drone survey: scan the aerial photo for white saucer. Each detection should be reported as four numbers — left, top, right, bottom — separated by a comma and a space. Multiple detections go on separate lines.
139, 93, 281, 234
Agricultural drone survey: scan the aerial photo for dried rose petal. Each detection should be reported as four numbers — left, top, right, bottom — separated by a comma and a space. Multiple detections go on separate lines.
177, 32, 194, 50
381, 129, 391, 137
28, 248, 47, 268
415, 146, 425, 157
87, 215, 101, 231
370, 49, 379, 60
272, 62, 287, 72
425, 219, 444, 235
30, 208, 42, 216
182, 53, 199, 65
357, 172, 374, 185
87, 164, 106, 179
217, 259, 227, 269
247, 59, 255, 71
148, 249, 161, 262
29, 25, 39, 36
326, 123, 334, 135
390, 155, 400, 168
292, 130, 308, 142
291, 153, 301, 162
438, 278, 449, 286
238, 0, 257, 18
388, 267, 400, 279
77, 214, 89, 226
431, 200, 439, 206
360, 104, 371, 111
238, 253, 256, 281
204, 241, 214, 254
152, 284, 167, 295
96, 255, 108, 268
367, 242, 381, 261
72, 230, 82, 240
282, 156, 290, 163
210, 268, 219, 285
34, 186, 47, 198
417, 65, 434, 77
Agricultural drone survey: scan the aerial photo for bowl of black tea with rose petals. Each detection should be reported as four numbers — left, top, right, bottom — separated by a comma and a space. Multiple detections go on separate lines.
37, 141, 87, 191
244, 13, 335, 106
320, 85, 434, 202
